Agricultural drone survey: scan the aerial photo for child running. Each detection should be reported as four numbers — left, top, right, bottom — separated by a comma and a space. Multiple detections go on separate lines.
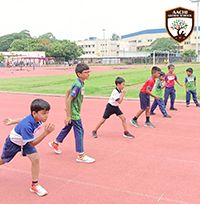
164, 64, 183, 110
130, 66, 161, 128
185, 67, 200, 107
92, 77, 134, 139
150, 72, 171, 118
49, 63, 95, 163
0, 99, 55, 196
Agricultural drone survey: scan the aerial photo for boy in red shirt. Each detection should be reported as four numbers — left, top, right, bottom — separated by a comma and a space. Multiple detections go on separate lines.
130, 66, 161, 128
164, 64, 183, 110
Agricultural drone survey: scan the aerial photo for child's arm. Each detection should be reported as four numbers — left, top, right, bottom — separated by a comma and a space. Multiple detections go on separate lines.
175, 76, 183, 87
117, 90, 126, 104
3, 118, 24, 126
146, 88, 160, 100
65, 95, 74, 125
30, 123, 55, 146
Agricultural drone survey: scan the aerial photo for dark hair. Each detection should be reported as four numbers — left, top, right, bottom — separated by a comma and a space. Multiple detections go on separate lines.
151, 66, 161, 74
115, 77, 125, 85
75, 63, 89, 74
159, 71, 165, 77
168, 63, 175, 69
31, 98, 50, 113
186, 67, 193, 73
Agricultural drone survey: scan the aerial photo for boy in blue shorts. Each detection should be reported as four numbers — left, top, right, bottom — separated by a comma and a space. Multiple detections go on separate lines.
130, 66, 161, 128
150, 72, 171, 118
0, 99, 55, 196
49, 63, 95, 163
185, 67, 200, 107
92, 77, 134, 139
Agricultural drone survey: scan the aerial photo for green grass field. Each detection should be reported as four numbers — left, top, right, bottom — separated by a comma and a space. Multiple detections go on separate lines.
1, 64, 200, 100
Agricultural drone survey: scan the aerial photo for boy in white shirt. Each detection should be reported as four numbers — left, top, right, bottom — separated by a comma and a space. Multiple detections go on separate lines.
92, 77, 134, 139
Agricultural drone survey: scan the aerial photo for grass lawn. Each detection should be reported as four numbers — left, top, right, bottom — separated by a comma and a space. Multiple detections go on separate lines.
0, 64, 200, 100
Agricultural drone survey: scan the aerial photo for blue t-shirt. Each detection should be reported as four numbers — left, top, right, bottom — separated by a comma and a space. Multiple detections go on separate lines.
9, 114, 42, 146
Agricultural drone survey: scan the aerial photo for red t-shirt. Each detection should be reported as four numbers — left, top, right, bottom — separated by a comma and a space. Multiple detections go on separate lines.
165, 73, 177, 88
140, 77, 156, 94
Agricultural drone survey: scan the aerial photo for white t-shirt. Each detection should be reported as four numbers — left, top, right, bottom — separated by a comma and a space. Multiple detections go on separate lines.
108, 88, 121, 106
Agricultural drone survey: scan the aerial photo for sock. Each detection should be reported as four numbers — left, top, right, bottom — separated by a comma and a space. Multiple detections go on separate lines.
54, 140, 59, 144
133, 117, 137, 121
78, 152, 85, 158
32, 181, 38, 185
146, 117, 150, 123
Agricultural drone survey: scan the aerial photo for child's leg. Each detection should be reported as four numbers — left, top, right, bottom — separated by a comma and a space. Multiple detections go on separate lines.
73, 120, 95, 163
170, 88, 176, 109
150, 99, 158, 113
0, 159, 4, 165
27, 153, 40, 183
134, 109, 145, 119
94, 118, 106, 132
72, 120, 84, 154
191, 90, 199, 105
55, 123, 73, 143
118, 114, 127, 132
145, 107, 150, 122
186, 91, 191, 105
157, 99, 168, 116
164, 88, 170, 106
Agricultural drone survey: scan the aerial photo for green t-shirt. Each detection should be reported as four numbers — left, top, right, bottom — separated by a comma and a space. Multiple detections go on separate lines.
70, 78, 84, 120
154, 79, 164, 98
185, 75, 196, 91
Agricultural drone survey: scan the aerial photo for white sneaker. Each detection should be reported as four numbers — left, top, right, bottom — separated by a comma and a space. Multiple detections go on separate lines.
48, 141, 62, 154
76, 155, 95, 163
30, 184, 48, 197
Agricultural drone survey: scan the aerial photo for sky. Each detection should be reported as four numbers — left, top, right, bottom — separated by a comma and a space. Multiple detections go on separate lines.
0, 0, 198, 41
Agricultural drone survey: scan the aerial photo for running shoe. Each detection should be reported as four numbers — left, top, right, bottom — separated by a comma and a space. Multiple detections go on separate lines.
30, 184, 48, 197
48, 141, 62, 154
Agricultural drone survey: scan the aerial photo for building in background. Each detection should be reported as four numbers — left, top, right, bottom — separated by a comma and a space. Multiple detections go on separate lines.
121, 27, 200, 54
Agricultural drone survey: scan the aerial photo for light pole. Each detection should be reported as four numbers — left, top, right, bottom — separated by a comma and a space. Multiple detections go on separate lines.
102, 29, 106, 57
190, 0, 200, 61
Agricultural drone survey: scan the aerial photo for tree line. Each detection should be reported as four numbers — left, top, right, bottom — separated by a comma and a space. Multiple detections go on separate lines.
0, 30, 84, 61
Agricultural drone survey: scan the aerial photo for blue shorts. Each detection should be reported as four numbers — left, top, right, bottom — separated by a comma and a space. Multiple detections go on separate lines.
1, 137, 37, 163
139, 92, 150, 110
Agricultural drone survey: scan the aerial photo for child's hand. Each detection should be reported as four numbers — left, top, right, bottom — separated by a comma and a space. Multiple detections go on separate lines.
155, 96, 160, 100
122, 90, 126, 95
3, 118, 13, 126
64, 116, 71, 126
44, 123, 55, 134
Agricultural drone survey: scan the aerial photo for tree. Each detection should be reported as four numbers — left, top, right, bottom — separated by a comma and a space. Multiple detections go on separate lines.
111, 33, 120, 41
0, 30, 31, 51
170, 20, 188, 42
0, 53, 4, 62
150, 38, 178, 52
181, 49, 196, 59
47, 40, 83, 60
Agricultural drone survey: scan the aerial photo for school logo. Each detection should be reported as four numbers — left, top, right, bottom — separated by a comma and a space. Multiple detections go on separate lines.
166, 7, 194, 43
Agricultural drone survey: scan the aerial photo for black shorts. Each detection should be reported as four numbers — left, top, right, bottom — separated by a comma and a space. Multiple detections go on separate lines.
139, 92, 150, 110
103, 103, 123, 119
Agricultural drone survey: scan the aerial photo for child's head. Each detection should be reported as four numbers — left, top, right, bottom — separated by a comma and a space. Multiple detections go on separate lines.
186, 67, 193, 76
31, 98, 51, 122
159, 71, 165, 81
75, 63, 90, 80
115, 77, 125, 90
151, 66, 161, 78
168, 63, 175, 73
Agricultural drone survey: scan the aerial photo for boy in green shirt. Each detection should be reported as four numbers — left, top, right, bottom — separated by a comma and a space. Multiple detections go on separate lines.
49, 63, 95, 163
150, 72, 171, 118
185, 67, 200, 107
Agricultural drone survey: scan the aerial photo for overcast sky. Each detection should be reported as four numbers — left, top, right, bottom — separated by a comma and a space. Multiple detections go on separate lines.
0, 0, 197, 40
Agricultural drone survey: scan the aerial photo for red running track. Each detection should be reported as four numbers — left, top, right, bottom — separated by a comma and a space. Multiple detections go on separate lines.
0, 93, 199, 204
